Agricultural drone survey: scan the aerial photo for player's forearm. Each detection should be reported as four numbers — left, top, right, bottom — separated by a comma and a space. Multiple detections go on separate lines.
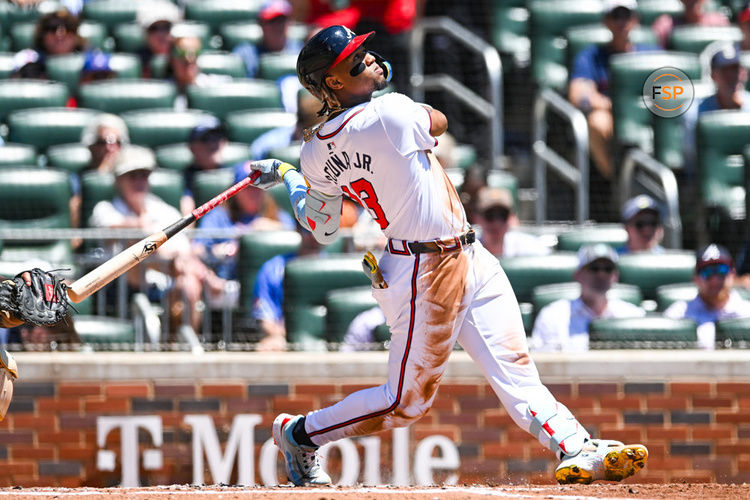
280, 166, 311, 230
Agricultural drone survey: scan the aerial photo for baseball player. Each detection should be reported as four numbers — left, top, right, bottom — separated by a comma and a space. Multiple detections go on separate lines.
248, 25, 648, 486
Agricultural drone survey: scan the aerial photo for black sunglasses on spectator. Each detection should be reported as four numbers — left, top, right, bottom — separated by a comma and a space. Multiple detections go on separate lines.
483, 206, 510, 222
587, 263, 616, 274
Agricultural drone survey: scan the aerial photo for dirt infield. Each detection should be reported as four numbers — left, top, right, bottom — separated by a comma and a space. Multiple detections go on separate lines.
0, 484, 747, 500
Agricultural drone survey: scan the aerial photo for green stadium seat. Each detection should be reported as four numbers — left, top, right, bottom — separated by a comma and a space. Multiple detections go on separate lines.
226, 109, 296, 144
219, 21, 308, 51
74, 315, 135, 345
121, 109, 217, 148
80, 171, 115, 227
452, 144, 477, 171
45, 143, 92, 173
668, 26, 742, 54
655, 282, 696, 311
636, 0, 684, 25
193, 168, 234, 207
0, 52, 15, 78
565, 24, 658, 72
186, 80, 282, 119
588, 316, 698, 347
284, 255, 371, 345
529, 0, 603, 90
499, 252, 578, 303
258, 53, 298, 81
269, 183, 294, 218
491, 0, 529, 66
610, 52, 700, 151
486, 170, 519, 205
268, 144, 301, 169
198, 51, 246, 78
746, 143, 750, 216
184, 0, 261, 33
0, 80, 69, 122
617, 251, 695, 300
114, 21, 212, 53
155, 142, 252, 171
556, 224, 628, 252
532, 282, 642, 312
237, 230, 301, 311
46, 53, 142, 93
0, 143, 37, 168
0, 168, 73, 264
697, 110, 750, 221
325, 286, 379, 344
10, 22, 36, 51
8, 107, 101, 150
373, 323, 391, 343
81, 0, 145, 32
743, 51, 750, 91
79, 79, 176, 114
148, 169, 184, 209
715, 317, 750, 347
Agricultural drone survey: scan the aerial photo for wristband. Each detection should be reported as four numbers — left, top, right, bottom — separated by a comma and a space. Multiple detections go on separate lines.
278, 162, 297, 179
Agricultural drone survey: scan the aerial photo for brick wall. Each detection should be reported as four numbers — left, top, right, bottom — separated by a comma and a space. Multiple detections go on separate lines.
1, 351, 749, 486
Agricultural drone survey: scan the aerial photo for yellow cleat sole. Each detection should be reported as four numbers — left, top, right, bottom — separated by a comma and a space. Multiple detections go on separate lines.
555, 464, 594, 484
604, 444, 648, 481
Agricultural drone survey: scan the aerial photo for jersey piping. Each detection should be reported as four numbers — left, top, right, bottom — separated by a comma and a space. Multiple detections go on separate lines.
316, 108, 365, 140
308, 253, 421, 438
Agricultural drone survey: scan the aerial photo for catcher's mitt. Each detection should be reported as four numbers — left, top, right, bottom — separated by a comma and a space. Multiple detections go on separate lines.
0, 268, 69, 327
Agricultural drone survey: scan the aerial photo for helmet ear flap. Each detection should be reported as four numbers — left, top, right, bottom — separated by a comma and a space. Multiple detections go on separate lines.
368, 51, 392, 83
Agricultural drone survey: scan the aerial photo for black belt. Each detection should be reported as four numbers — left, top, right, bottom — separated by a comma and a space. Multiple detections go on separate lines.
388, 229, 475, 255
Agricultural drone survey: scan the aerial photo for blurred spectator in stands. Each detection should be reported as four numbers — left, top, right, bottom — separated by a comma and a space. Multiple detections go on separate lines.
89, 146, 225, 332
66, 49, 118, 107
664, 244, 750, 349
193, 161, 295, 280
339, 306, 386, 351
652, 0, 730, 49
233, 0, 304, 112
569, 0, 658, 185
250, 89, 323, 160
136, 1, 180, 78
683, 44, 750, 177
474, 187, 550, 257
180, 118, 231, 214
251, 224, 322, 351
11, 9, 85, 79
618, 194, 665, 254
167, 36, 230, 111
69, 114, 130, 237
741, 2, 750, 51
531, 244, 645, 352
18, 322, 80, 351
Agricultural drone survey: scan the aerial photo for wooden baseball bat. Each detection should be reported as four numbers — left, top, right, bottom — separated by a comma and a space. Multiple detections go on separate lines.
65, 170, 262, 304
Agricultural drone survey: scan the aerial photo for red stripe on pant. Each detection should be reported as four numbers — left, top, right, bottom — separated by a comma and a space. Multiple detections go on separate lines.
308, 253, 421, 438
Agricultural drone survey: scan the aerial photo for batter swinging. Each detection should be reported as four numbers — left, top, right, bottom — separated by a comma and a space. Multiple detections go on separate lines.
248, 25, 648, 486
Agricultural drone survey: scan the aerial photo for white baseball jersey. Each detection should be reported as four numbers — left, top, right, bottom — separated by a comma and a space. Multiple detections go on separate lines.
300, 92, 467, 241
296, 92, 590, 461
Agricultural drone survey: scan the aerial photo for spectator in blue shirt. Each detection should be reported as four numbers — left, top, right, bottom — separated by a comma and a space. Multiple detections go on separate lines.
194, 162, 295, 280
251, 226, 322, 351
568, 0, 659, 182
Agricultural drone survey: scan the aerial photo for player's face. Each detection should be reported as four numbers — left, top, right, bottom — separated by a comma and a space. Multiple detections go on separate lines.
326, 47, 388, 100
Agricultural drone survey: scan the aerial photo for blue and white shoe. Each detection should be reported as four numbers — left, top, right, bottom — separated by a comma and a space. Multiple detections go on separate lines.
555, 439, 648, 484
272, 413, 332, 486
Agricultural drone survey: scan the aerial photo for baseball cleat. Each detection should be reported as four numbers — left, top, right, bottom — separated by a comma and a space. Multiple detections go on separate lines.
555, 439, 648, 484
272, 413, 332, 486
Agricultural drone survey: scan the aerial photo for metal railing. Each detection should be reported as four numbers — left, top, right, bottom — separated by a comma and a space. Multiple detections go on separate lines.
533, 88, 590, 224
619, 147, 682, 248
409, 17, 503, 169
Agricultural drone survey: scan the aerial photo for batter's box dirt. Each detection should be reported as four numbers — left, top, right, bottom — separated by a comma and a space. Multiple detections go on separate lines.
0, 484, 748, 499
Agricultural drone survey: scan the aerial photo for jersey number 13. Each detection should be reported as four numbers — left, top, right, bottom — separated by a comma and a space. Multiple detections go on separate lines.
342, 178, 390, 230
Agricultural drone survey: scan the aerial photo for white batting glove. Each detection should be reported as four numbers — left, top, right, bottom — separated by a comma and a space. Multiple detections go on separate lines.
247, 159, 284, 190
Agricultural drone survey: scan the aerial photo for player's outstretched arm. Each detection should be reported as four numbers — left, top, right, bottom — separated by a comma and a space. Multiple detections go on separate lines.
247, 159, 342, 244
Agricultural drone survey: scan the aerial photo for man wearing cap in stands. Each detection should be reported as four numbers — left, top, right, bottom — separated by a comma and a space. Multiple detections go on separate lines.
741, 2, 750, 52
136, 1, 181, 78
474, 187, 550, 257
181, 117, 231, 214
531, 244, 645, 352
664, 244, 750, 350
618, 194, 665, 254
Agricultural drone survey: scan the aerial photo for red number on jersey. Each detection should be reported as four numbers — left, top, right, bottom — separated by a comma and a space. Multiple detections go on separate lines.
343, 179, 390, 230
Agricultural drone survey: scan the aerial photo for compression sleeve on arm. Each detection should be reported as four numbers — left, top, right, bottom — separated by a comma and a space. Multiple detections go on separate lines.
281, 167, 342, 245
